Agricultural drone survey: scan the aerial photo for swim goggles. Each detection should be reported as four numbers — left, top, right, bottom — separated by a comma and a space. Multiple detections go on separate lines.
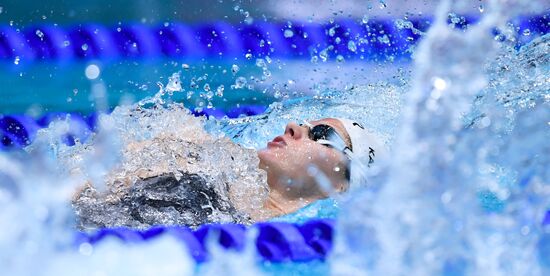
301, 121, 353, 156
301, 121, 353, 181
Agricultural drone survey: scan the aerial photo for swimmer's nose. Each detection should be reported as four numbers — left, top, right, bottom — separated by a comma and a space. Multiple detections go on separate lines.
285, 122, 306, 140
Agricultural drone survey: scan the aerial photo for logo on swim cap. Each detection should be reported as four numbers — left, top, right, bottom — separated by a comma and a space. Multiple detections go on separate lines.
352, 122, 364, 129
368, 147, 375, 166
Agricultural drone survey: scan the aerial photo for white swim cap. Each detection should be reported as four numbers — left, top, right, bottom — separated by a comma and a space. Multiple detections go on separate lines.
337, 118, 386, 189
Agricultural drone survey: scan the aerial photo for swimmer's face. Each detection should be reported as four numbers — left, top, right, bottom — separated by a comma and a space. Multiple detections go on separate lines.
257, 118, 351, 198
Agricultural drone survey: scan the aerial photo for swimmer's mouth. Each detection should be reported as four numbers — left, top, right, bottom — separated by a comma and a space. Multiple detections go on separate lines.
268, 136, 287, 148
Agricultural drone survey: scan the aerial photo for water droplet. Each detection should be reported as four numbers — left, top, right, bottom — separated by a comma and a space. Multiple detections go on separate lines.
206, 90, 214, 99
395, 19, 412, 30
79, 243, 93, 256
522, 29, 531, 36
478, 4, 484, 13
328, 27, 336, 37
310, 55, 319, 63
63, 40, 70, 47
432, 77, 447, 90
448, 13, 461, 24
348, 41, 357, 52
319, 49, 329, 62
165, 72, 182, 93
35, 29, 44, 39
182, 64, 190, 70
81, 44, 89, 51
245, 53, 252, 59
378, 35, 390, 45
13, 56, 20, 65
362, 15, 369, 24
335, 37, 341, 44
85, 64, 100, 80
216, 85, 224, 97
336, 55, 345, 63
234, 77, 247, 89
284, 29, 294, 38
231, 64, 240, 74
379, 0, 387, 9
256, 58, 266, 68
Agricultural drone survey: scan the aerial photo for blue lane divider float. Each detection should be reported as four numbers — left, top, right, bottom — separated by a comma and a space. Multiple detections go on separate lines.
75, 215, 550, 263
0, 105, 266, 149
75, 219, 335, 263
0, 15, 548, 63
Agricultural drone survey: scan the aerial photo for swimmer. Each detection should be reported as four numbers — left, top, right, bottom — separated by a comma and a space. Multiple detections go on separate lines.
255, 118, 384, 220
73, 117, 384, 229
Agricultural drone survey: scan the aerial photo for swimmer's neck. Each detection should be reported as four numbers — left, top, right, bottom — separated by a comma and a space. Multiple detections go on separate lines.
262, 190, 321, 218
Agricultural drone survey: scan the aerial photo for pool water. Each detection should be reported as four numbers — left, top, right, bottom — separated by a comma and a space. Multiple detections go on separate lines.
1, 1, 549, 275
0, 59, 276, 115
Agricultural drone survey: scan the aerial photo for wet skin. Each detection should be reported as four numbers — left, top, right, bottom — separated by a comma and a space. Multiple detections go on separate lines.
257, 118, 352, 207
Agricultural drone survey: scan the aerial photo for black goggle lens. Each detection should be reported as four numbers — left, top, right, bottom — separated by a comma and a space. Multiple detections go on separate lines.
308, 124, 334, 141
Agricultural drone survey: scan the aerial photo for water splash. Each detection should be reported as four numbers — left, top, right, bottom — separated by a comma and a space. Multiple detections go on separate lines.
331, 0, 550, 274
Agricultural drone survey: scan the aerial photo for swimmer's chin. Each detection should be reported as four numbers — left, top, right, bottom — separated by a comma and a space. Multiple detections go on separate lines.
257, 148, 273, 170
